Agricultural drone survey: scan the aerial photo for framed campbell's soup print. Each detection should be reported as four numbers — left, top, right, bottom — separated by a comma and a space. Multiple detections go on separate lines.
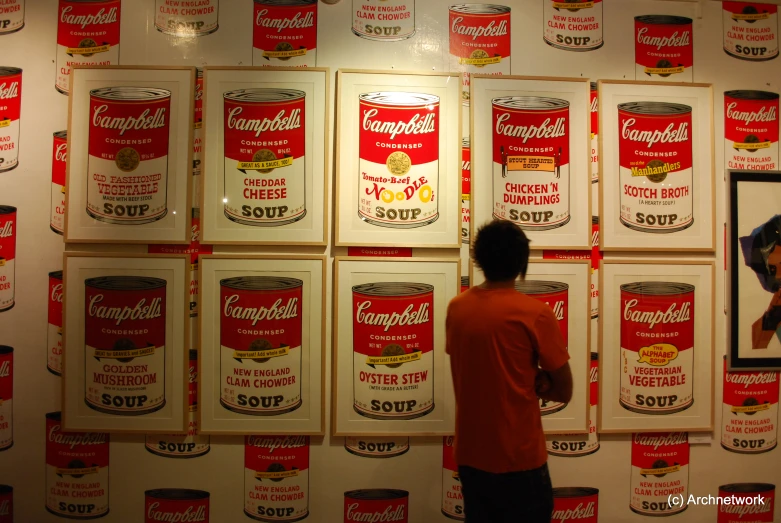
335, 70, 461, 248
598, 81, 715, 252
198, 255, 326, 434
729, 171, 781, 370
471, 260, 591, 434
62, 253, 189, 433
201, 67, 329, 245
65, 66, 195, 244
333, 258, 459, 435
599, 260, 715, 432
470, 75, 591, 249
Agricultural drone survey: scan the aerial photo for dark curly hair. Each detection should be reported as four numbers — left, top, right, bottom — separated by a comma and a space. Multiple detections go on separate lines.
473, 220, 530, 282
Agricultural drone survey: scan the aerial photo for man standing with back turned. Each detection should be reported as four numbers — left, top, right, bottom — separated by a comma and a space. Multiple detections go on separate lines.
446, 220, 573, 523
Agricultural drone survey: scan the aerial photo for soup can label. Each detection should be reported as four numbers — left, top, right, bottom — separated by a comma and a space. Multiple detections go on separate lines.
547, 354, 600, 457
0, 206, 15, 313
84, 276, 167, 415
353, 282, 435, 419
590, 82, 598, 191
48, 272, 64, 376
145, 490, 209, 523
358, 92, 440, 228
223, 89, 307, 227
245, 435, 309, 522
718, 483, 775, 523
45, 412, 110, 519
0, 67, 21, 173
634, 15, 693, 81
0, 486, 11, 523
51, 131, 67, 234
220, 277, 303, 416
441, 436, 463, 520
56, 0, 121, 95
462, 138, 470, 244
344, 490, 408, 523
0, 348, 11, 451
0, 0, 24, 34
352, 0, 415, 41
253, 0, 317, 67
492, 96, 570, 230
345, 436, 410, 458
552, 487, 599, 523
543, 0, 604, 52
630, 432, 689, 516
449, 5, 511, 107
155, 0, 219, 37
460, 276, 469, 294
193, 68, 203, 179
724, 90, 779, 172
618, 101, 693, 233
722, 358, 779, 454
723, 2, 779, 61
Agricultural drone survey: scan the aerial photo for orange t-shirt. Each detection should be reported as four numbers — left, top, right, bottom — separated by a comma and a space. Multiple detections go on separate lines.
445, 285, 570, 474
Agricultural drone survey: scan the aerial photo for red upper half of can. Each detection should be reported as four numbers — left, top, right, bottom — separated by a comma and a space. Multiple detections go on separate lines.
0, 71, 22, 121
145, 496, 209, 523
0, 351, 11, 400
57, 0, 121, 47
0, 211, 16, 262
220, 285, 303, 350
590, 86, 598, 136
449, 8, 511, 58
194, 75, 203, 123
462, 144, 471, 195
634, 17, 693, 68
52, 134, 68, 186
525, 291, 569, 346
223, 96, 306, 161
620, 290, 694, 351
618, 109, 693, 170
352, 291, 434, 357
723, 358, 780, 405
492, 103, 570, 166
631, 432, 689, 467
253, 2, 318, 51
46, 416, 110, 468
245, 435, 309, 470
359, 98, 440, 165
84, 285, 167, 351
89, 95, 171, 159
49, 275, 64, 327
724, 95, 779, 143
442, 436, 457, 471
723, 1, 778, 15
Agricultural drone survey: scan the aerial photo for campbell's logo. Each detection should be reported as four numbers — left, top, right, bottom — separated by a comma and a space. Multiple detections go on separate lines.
48, 425, 107, 449
727, 102, 778, 126
633, 432, 687, 450
590, 95, 598, 114
227, 107, 301, 139
445, 435, 454, 447
592, 229, 599, 247
223, 295, 298, 326
636, 27, 690, 49
0, 500, 8, 516
346, 504, 406, 522
462, 160, 471, 172
548, 300, 565, 321
189, 365, 197, 383
590, 365, 598, 383
55, 143, 68, 163
194, 82, 203, 102
51, 283, 63, 304
0, 81, 19, 100
623, 300, 691, 330
191, 223, 200, 243
147, 503, 207, 522
0, 220, 13, 238
495, 114, 566, 143
719, 498, 773, 516
451, 16, 508, 40
0, 360, 9, 378
92, 106, 167, 136
255, 8, 314, 32
356, 301, 430, 332
726, 371, 778, 389
88, 295, 163, 326
60, 6, 118, 29
247, 435, 307, 452
362, 109, 437, 140
552, 502, 596, 522
621, 119, 689, 148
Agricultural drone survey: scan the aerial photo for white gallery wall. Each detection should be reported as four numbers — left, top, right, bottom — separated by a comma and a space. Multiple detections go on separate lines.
0, 0, 780, 522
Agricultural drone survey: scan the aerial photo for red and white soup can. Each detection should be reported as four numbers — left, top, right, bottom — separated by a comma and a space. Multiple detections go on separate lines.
722, 357, 779, 454
718, 483, 775, 523
56, 0, 121, 95
514, 280, 568, 415
345, 436, 410, 458
155, 0, 219, 37
344, 490, 408, 523
724, 90, 779, 172
620, 282, 694, 415
253, 0, 317, 67
0, 67, 21, 173
618, 101, 693, 233
146, 350, 211, 459
88, 86, 171, 224
460, 276, 469, 293
441, 436, 463, 520
145, 489, 210, 523
551, 487, 599, 523
84, 276, 167, 416
245, 435, 310, 522
193, 68, 203, 180
543, 0, 604, 52
0, 485, 11, 523
358, 92, 440, 228
0, 0, 24, 35
48, 271, 64, 376
449, 4, 511, 107
630, 432, 689, 516
0, 346, 11, 452
492, 96, 570, 230
223, 88, 306, 227
461, 138, 470, 244
590, 82, 598, 210
51, 131, 67, 234
220, 276, 303, 416
0, 206, 15, 313
547, 353, 600, 457
723, 2, 778, 62
45, 412, 110, 519
590, 217, 600, 319
352, 0, 415, 41
353, 282, 435, 420
634, 15, 693, 82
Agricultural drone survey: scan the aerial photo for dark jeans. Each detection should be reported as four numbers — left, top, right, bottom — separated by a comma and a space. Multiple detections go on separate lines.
458, 463, 554, 523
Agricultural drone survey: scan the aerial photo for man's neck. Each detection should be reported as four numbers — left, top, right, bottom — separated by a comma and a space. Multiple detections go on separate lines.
479, 278, 518, 290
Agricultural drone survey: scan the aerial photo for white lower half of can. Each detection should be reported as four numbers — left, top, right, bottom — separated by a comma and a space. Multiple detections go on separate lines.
492, 164, 570, 230
449, 56, 509, 107
353, 351, 434, 419
620, 347, 693, 413
145, 415, 210, 458
51, 182, 65, 233
0, 399, 10, 449
725, 138, 779, 172
45, 464, 109, 518
546, 404, 600, 456
441, 467, 464, 520
358, 159, 439, 228
85, 347, 166, 414
252, 48, 316, 68
244, 468, 309, 522
0, 120, 20, 172
630, 464, 688, 516
48, 323, 62, 375
721, 402, 778, 454
0, 259, 14, 311
56, 45, 119, 94
619, 165, 693, 233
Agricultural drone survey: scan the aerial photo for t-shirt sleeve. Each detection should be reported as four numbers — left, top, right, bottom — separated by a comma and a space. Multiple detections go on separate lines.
532, 307, 570, 372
